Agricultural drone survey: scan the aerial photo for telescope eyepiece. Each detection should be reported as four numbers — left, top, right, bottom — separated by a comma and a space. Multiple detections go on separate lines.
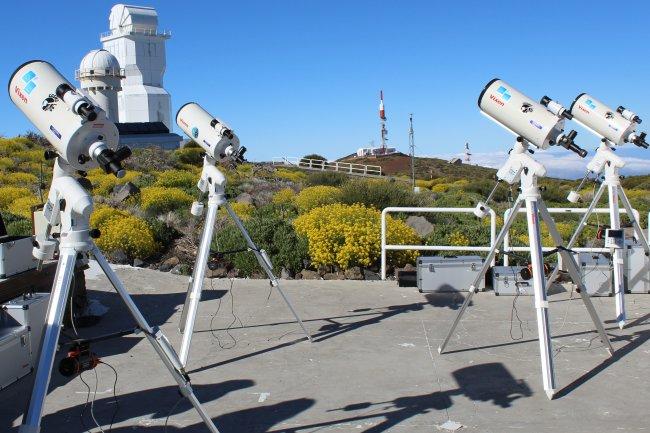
93, 145, 132, 178
633, 132, 648, 149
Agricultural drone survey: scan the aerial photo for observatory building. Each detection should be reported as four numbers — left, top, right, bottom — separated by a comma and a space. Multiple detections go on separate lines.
77, 4, 182, 149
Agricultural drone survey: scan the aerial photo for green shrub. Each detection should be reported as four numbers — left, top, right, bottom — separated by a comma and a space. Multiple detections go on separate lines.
172, 146, 204, 166
303, 154, 327, 161
340, 179, 421, 210
146, 217, 181, 250
91, 207, 159, 259
306, 171, 348, 187
1, 212, 31, 236
8, 195, 41, 218
140, 186, 194, 215
213, 211, 308, 276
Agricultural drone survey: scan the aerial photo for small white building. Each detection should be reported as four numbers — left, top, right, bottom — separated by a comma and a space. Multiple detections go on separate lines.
356, 147, 397, 157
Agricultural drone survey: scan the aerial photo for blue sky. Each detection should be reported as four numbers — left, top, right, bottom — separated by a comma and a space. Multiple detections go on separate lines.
2, 0, 650, 178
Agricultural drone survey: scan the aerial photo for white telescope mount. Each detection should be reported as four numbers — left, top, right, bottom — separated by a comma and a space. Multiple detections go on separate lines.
550, 140, 650, 329
177, 155, 312, 368
21, 157, 221, 433
437, 137, 614, 400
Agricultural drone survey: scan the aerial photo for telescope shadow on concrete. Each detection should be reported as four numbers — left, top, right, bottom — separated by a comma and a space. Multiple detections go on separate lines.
554, 313, 650, 399
190, 295, 469, 375
263, 362, 530, 433
31, 380, 313, 433
442, 311, 650, 357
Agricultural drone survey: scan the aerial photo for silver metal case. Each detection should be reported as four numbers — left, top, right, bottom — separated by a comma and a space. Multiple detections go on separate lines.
0, 326, 31, 389
0, 236, 37, 278
491, 266, 532, 296
576, 253, 613, 297
416, 255, 485, 293
625, 245, 649, 293
478, 78, 565, 149
3, 293, 50, 362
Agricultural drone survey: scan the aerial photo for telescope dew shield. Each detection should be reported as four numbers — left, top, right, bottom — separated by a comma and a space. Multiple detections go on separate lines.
8, 60, 121, 172
478, 79, 567, 149
176, 102, 243, 162
569, 94, 638, 145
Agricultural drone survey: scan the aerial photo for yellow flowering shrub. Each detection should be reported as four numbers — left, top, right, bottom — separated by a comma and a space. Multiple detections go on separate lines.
294, 185, 342, 213
7, 195, 41, 218
0, 186, 31, 209
140, 186, 193, 214
90, 206, 130, 229
272, 188, 295, 205
0, 139, 27, 155
0, 157, 14, 170
154, 170, 196, 189
448, 231, 470, 246
275, 168, 307, 183
94, 214, 159, 259
431, 183, 451, 193
220, 202, 254, 221
86, 168, 142, 196
4, 172, 38, 185
14, 149, 45, 163
294, 203, 419, 269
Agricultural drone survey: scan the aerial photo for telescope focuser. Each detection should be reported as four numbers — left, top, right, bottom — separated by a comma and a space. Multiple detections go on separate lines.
93, 146, 132, 178
617, 106, 642, 124
56, 83, 98, 122
631, 132, 648, 149
557, 130, 588, 158
540, 96, 572, 120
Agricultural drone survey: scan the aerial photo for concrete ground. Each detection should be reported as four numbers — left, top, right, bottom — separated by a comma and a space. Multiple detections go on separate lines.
1, 263, 648, 432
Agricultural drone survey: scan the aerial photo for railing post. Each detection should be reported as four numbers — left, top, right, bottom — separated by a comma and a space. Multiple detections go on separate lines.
503, 209, 511, 267
381, 209, 388, 280
489, 209, 497, 266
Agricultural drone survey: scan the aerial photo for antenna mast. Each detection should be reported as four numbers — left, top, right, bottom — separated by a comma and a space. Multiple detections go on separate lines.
409, 114, 415, 187
379, 90, 387, 153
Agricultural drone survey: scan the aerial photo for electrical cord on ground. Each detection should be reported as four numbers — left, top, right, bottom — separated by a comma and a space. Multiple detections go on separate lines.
163, 395, 185, 433
508, 267, 524, 341
90, 368, 105, 433
77, 371, 91, 432
208, 277, 241, 349
99, 360, 119, 432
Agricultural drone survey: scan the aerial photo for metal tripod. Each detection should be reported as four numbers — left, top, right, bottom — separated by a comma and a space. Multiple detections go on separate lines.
21, 160, 220, 433
437, 141, 614, 400
178, 157, 312, 367
547, 142, 650, 329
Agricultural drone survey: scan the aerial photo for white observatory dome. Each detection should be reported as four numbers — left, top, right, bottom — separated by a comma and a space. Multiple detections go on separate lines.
79, 49, 121, 76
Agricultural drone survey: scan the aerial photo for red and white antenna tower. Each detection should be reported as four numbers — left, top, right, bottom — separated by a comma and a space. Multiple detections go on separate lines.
464, 142, 472, 164
379, 90, 388, 152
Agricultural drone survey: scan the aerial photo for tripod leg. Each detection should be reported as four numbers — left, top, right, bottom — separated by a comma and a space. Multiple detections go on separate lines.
607, 184, 626, 328
178, 202, 219, 366
524, 198, 556, 399
618, 187, 650, 254
537, 202, 614, 356
91, 246, 221, 433
546, 182, 607, 286
223, 203, 312, 342
438, 197, 525, 354
20, 249, 77, 433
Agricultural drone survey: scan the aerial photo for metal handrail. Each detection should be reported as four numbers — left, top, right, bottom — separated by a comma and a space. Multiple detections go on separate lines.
502, 207, 641, 266
380, 207, 497, 280
100, 27, 172, 38
272, 157, 383, 176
